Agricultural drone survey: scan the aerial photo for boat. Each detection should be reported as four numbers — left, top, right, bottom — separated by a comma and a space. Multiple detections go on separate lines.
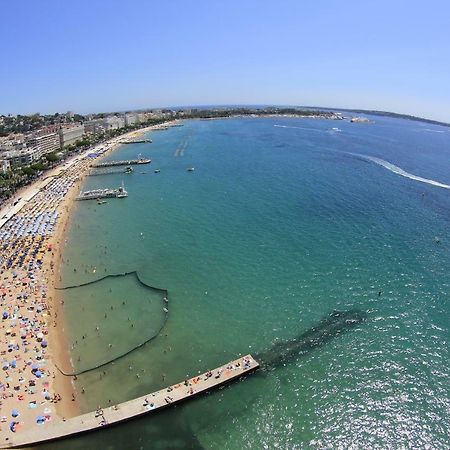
187, 167, 195, 172
154, 169, 160, 173
163, 307, 169, 313
116, 182, 128, 198
97, 200, 107, 205
137, 153, 151, 164
125, 166, 134, 174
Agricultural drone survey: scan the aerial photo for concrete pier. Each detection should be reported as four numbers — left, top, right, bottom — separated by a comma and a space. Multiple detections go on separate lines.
0, 355, 259, 449
92, 158, 151, 168
119, 139, 153, 144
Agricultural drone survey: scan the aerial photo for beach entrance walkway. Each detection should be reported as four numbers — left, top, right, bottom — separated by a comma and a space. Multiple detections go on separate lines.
0, 355, 259, 449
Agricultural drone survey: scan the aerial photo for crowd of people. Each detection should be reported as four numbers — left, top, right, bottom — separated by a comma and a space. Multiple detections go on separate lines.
0, 157, 92, 438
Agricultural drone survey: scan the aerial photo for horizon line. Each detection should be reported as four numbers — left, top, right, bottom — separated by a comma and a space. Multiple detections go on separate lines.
1, 104, 449, 128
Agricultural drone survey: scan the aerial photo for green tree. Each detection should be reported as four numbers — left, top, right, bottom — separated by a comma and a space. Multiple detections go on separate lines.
45, 152, 59, 163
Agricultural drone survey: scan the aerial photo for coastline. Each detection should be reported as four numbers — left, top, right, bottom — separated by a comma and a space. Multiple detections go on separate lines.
0, 121, 175, 441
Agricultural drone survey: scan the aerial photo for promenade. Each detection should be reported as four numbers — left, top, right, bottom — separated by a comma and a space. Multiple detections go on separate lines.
0, 355, 259, 448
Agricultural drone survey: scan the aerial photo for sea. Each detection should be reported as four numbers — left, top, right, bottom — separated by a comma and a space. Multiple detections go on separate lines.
40, 115, 450, 449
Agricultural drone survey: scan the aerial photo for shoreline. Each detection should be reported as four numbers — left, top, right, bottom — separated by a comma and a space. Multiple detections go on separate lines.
0, 121, 176, 441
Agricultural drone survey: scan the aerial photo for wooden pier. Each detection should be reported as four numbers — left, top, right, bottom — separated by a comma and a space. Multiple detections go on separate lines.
0, 355, 259, 449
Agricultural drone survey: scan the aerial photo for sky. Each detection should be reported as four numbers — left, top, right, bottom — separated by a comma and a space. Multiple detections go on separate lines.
1, 0, 449, 122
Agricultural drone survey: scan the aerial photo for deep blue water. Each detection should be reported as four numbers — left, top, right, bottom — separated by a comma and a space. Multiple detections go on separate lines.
43, 116, 450, 449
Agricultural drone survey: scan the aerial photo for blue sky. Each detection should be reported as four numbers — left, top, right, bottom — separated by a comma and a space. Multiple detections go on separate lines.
1, 0, 449, 121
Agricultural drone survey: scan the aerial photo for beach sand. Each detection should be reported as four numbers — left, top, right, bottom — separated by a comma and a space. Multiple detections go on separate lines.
0, 122, 173, 441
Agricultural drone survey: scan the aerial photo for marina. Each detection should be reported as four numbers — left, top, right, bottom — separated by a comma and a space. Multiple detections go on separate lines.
0, 355, 259, 449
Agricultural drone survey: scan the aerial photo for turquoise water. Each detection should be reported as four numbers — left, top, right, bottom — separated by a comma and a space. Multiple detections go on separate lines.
42, 117, 450, 448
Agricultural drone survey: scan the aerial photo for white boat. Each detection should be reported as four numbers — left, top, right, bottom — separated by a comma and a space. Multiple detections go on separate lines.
116, 182, 128, 198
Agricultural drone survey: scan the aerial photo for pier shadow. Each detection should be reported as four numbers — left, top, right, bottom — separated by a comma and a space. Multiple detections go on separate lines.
31, 409, 205, 450
29, 309, 367, 450
257, 309, 367, 370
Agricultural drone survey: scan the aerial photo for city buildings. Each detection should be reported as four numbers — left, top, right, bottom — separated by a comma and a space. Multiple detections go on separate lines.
0, 109, 164, 169
0, 159, 11, 173
59, 124, 85, 148
83, 119, 106, 135
3, 146, 45, 166
105, 116, 125, 130
26, 127, 60, 155
124, 113, 137, 127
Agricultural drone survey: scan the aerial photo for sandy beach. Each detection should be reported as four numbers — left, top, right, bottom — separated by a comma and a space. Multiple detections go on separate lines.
0, 122, 175, 442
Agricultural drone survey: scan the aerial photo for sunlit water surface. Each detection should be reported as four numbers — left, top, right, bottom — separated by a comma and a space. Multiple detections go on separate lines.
38, 116, 450, 449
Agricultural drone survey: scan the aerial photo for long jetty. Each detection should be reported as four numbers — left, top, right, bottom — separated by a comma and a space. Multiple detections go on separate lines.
1, 355, 259, 449
92, 158, 151, 168
119, 139, 153, 144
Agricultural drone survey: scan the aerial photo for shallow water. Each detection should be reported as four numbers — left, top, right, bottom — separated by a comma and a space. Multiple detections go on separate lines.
40, 116, 450, 449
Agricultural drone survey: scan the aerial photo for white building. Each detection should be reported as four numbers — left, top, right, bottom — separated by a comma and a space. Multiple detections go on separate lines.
104, 116, 125, 130
0, 134, 26, 152
26, 131, 60, 155
83, 119, 106, 135
0, 159, 11, 173
5, 146, 44, 166
59, 124, 85, 148
124, 113, 137, 127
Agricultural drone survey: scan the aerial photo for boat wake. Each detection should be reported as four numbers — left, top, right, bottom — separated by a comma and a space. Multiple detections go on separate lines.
423, 128, 445, 133
347, 152, 450, 190
274, 124, 323, 132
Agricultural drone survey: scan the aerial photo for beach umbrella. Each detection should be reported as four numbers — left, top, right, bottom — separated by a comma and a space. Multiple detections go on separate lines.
2, 311, 8, 319
44, 391, 51, 400
11, 409, 19, 417
2, 362, 9, 370
36, 415, 45, 424
41, 340, 48, 348
34, 370, 43, 378
9, 421, 17, 432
